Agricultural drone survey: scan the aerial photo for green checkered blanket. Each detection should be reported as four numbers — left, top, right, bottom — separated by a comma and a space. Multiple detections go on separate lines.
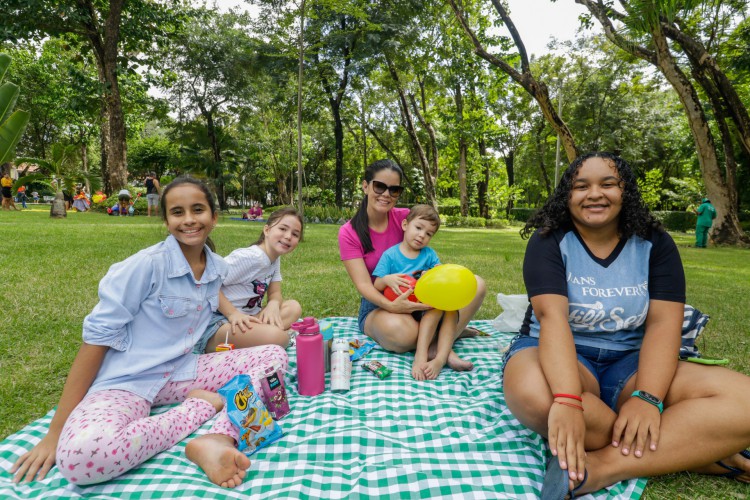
0, 318, 645, 499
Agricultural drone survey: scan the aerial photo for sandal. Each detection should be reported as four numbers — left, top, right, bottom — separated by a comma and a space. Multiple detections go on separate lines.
716, 449, 750, 479
541, 457, 588, 500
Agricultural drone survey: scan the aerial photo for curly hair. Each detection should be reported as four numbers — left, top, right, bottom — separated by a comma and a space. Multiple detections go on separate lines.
520, 152, 661, 240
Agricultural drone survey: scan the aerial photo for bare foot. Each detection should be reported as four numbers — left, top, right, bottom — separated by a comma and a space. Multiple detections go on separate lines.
412, 351, 428, 381
446, 351, 474, 372
457, 327, 480, 339
187, 389, 225, 413
427, 340, 438, 361
186, 434, 251, 488
421, 357, 447, 380
692, 451, 750, 483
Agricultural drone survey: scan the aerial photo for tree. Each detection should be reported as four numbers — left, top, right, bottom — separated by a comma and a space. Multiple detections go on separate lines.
446, 0, 580, 162
16, 142, 100, 216
1, 0, 184, 193
160, 9, 260, 210
0, 53, 31, 164
575, 0, 747, 244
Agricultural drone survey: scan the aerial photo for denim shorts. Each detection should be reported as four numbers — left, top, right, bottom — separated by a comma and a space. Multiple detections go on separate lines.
193, 311, 228, 354
358, 297, 379, 333
502, 335, 640, 411
357, 297, 430, 334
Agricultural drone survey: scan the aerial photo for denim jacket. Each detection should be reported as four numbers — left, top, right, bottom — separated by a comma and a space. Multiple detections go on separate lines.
83, 235, 227, 402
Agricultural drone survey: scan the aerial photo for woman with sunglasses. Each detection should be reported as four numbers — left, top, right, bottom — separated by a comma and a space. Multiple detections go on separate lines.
338, 159, 485, 368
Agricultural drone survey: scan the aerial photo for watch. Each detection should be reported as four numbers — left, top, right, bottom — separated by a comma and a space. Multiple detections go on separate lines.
631, 390, 664, 413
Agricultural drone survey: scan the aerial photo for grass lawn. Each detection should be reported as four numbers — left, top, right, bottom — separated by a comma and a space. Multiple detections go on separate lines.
1, 208, 748, 498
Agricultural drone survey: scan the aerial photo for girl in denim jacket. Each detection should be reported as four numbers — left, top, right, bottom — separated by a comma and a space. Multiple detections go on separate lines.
11, 177, 287, 489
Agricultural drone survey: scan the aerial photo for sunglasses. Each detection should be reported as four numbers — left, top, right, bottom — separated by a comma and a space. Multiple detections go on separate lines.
370, 180, 404, 197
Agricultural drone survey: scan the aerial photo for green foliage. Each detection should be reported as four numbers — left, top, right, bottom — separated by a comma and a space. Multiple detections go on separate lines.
652, 210, 696, 231
90, 192, 148, 214
664, 176, 703, 210
16, 142, 100, 194
444, 215, 486, 227
637, 169, 664, 210
484, 218, 509, 229
302, 186, 336, 206
302, 205, 355, 222
509, 207, 537, 223
1, 213, 750, 498
438, 198, 461, 216
127, 136, 179, 178
0, 53, 31, 164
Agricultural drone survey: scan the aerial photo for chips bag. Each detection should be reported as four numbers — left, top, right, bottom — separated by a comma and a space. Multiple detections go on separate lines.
218, 374, 283, 456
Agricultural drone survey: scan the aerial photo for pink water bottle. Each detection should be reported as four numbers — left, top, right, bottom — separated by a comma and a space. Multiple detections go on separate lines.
290, 316, 316, 333
296, 322, 325, 396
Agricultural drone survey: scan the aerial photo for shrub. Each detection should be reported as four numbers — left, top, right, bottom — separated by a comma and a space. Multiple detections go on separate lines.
302, 205, 355, 223
438, 198, 460, 216
509, 208, 537, 222
444, 215, 486, 228
91, 191, 148, 214
485, 218, 509, 229
652, 210, 696, 231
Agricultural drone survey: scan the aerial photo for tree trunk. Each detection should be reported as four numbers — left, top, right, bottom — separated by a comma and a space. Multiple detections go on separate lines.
366, 125, 405, 171
101, 0, 127, 192
689, 65, 739, 212
86, 0, 126, 193
412, 79, 439, 182
385, 55, 437, 209
314, 20, 356, 209
296, 0, 306, 214
99, 100, 110, 193
331, 101, 344, 208
361, 99, 367, 173
447, 0, 579, 161
534, 121, 553, 196
454, 83, 468, 216
81, 141, 90, 193
661, 20, 750, 159
477, 135, 490, 219
577, 0, 746, 244
649, 27, 745, 244
200, 105, 226, 210
504, 150, 515, 216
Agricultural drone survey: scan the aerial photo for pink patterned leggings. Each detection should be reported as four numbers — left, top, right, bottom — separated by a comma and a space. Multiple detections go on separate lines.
56, 345, 287, 485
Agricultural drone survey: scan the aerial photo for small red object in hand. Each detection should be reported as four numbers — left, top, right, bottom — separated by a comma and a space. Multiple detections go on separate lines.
383, 275, 419, 303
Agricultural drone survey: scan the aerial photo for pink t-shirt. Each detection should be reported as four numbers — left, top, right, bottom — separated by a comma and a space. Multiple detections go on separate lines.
338, 207, 409, 277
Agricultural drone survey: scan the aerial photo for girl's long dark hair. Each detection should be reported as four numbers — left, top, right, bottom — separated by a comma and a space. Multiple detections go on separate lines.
254, 206, 304, 246
161, 176, 218, 251
520, 152, 661, 240
351, 159, 403, 254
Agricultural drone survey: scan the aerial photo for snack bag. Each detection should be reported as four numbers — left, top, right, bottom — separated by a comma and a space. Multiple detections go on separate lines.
362, 360, 392, 379
218, 374, 283, 456
349, 340, 377, 362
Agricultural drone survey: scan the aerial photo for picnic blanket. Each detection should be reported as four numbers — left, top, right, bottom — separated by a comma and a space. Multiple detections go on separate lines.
0, 318, 646, 499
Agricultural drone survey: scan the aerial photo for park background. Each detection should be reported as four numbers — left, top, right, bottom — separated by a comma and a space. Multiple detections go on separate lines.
1, 0, 750, 498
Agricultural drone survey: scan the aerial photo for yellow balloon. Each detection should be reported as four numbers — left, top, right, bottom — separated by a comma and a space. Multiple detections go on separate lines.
414, 264, 477, 311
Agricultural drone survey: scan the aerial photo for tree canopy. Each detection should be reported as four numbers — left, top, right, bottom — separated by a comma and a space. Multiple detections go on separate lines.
1, 0, 748, 242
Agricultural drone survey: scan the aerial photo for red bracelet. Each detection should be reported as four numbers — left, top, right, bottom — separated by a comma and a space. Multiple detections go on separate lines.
555, 401, 584, 411
553, 393, 583, 402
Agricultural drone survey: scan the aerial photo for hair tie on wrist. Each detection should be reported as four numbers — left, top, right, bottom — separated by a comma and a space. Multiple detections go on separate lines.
554, 401, 584, 411
553, 393, 583, 402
